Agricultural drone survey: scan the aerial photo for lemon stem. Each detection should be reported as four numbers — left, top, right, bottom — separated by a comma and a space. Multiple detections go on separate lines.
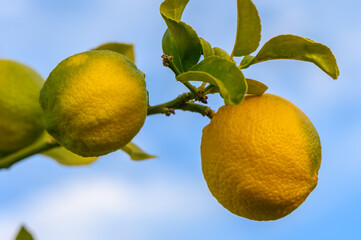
147, 92, 215, 119
161, 54, 199, 96
0, 132, 59, 169
203, 84, 217, 95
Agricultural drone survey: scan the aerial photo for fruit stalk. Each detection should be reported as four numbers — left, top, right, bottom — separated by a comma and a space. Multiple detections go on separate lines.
0, 133, 59, 169
147, 91, 214, 118
161, 54, 199, 96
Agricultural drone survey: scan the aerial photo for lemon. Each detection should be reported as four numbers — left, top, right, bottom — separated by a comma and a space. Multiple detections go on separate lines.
0, 59, 44, 155
40, 50, 148, 157
201, 93, 321, 221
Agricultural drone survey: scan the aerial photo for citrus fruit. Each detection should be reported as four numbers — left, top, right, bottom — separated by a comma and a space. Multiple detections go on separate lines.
201, 93, 321, 221
39, 50, 148, 157
0, 59, 44, 155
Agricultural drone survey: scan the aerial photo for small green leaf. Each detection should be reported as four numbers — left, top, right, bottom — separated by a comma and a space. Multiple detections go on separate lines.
93, 42, 135, 62
213, 47, 230, 59
200, 38, 214, 58
177, 56, 247, 105
253, 35, 339, 79
232, 0, 261, 57
240, 55, 255, 69
246, 78, 268, 95
121, 142, 156, 161
15, 226, 34, 240
160, 0, 202, 72
42, 147, 98, 166
160, 0, 189, 21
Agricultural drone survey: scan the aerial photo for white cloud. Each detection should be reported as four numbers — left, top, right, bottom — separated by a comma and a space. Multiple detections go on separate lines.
0, 175, 214, 240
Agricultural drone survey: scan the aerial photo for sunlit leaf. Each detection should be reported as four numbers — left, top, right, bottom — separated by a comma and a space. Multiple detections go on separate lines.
160, 0, 189, 21
253, 35, 339, 79
200, 38, 214, 58
232, 0, 261, 57
93, 42, 135, 62
42, 147, 98, 166
160, 0, 202, 72
121, 142, 156, 161
15, 226, 34, 240
246, 78, 268, 95
177, 56, 247, 105
213, 47, 230, 59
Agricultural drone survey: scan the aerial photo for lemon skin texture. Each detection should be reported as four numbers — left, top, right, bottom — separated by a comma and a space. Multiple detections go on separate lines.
0, 59, 44, 155
40, 50, 148, 157
201, 93, 321, 221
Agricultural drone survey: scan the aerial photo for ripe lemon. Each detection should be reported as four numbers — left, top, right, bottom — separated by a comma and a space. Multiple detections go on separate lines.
40, 50, 148, 157
201, 93, 321, 221
0, 59, 44, 155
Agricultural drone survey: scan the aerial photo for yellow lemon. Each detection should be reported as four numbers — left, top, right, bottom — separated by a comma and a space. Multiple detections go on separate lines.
201, 93, 321, 221
40, 50, 148, 157
0, 59, 44, 155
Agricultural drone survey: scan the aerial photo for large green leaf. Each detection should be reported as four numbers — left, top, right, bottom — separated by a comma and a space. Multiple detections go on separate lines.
92, 42, 135, 62
121, 142, 156, 161
253, 35, 339, 79
42, 147, 98, 166
15, 226, 34, 240
232, 0, 261, 57
160, 0, 202, 72
177, 56, 247, 105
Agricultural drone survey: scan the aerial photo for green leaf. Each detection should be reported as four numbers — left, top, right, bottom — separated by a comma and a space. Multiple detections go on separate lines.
213, 47, 230, 59
160, 0, 189, 21
200, 38, 214, 58
121, 142, 156, 161
42, 147, 98, 166
93, 42, 135, 62
253, 35, 339, 79
177, 56, 247, 105
240, 55, 255, 69
246, 78, 268, 95
15, 226, 34, 240
204, 79, 268, 96
160, 0, 202, 72
232, 0, 261, 57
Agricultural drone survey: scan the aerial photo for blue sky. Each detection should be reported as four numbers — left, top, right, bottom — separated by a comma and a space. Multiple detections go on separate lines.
0, 0, 360, 239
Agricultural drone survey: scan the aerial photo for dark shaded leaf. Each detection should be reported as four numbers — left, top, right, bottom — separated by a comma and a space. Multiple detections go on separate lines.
160, 0, 202, 72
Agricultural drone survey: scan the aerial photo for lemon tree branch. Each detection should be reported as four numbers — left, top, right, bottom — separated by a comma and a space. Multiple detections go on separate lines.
147, 91, 215, 119
0, 133, 59, 169
161, 54, 199, 96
